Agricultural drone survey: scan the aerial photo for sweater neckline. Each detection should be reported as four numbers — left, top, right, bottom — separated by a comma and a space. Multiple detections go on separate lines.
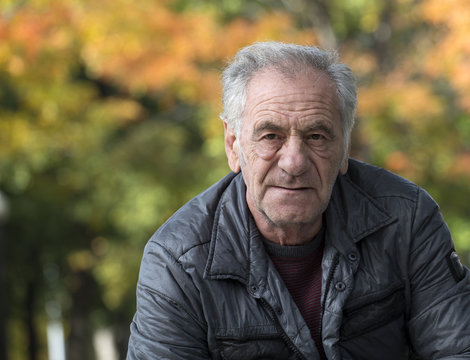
262, 226, 325, 258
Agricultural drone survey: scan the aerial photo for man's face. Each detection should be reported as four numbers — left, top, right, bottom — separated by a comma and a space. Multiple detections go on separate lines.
225, 67, 348, 233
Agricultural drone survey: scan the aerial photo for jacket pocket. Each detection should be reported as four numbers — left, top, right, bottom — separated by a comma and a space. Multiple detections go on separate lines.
340, 284, 405, 340
215, 326, 295, 360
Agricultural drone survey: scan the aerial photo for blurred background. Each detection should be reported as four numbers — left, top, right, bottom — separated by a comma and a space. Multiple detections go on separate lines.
1, 0, 469, 359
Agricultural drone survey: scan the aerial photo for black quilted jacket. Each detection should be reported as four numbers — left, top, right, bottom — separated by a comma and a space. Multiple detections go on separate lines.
127, 159, 470, 359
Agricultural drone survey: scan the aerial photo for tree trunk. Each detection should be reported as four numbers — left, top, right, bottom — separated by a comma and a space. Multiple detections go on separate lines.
373, 0, 396, 71
0, 222, 7, 360
26, 281, 38, 360
281, 0, 337, 49
67, 271, 99, 360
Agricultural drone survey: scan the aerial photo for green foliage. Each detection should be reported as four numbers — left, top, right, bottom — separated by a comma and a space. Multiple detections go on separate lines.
1, 0, 470, 359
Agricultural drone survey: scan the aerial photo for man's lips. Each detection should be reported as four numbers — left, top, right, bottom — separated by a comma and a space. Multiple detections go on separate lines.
270, 185, 313, 191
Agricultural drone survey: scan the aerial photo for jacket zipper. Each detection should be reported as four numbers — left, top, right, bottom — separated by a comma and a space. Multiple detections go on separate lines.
259, 298, 308, 360
319, 251, 340, 339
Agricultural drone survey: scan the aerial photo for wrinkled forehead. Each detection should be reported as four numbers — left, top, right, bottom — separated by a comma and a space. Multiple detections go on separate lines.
244, 66, 338, 107
243, 66, 340, 116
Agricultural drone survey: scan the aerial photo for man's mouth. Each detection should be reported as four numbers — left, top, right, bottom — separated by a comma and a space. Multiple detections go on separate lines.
271, 185, 313, 191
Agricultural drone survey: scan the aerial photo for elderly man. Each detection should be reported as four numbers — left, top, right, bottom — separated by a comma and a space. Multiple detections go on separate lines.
127, 42, 470, 359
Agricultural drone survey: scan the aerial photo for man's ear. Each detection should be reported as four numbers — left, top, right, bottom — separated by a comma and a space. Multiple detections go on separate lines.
224, 122, 241, 173
340, 143, 350, 175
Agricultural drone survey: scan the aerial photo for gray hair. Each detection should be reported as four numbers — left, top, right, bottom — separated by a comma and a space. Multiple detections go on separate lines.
220, 42, 357, 145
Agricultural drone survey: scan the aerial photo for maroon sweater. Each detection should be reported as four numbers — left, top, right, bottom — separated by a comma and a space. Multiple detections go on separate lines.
263, 228, 326, 359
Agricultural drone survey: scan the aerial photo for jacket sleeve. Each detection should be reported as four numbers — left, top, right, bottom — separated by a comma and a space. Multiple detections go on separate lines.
127, 239, 210, 360
407, 188, 470, 359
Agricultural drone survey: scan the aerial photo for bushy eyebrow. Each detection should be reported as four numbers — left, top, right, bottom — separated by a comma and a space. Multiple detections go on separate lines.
252, 119, 336, 139
252, 121, 284, 137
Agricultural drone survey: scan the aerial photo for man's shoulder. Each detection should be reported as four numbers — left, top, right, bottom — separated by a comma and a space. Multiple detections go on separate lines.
346, 158, 419, 202
146, 172, 241, 260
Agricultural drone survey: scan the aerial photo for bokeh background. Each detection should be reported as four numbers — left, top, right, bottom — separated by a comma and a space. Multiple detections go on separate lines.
1, 0, 469, 359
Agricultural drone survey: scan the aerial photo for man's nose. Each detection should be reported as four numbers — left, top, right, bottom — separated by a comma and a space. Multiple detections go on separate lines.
277, 136, 309, 176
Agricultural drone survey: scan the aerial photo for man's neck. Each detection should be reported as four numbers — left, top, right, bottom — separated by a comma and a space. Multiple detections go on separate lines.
253, 213, 323, 246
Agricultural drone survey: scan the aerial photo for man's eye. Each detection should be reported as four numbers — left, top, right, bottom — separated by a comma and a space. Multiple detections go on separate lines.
264, 133, 278, 140
309, 134, 324, 141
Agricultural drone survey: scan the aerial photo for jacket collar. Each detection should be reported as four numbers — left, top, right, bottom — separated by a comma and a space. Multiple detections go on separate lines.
204, 173, 268, 287
204, 168, 395, 283
324, 172, 396, 258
